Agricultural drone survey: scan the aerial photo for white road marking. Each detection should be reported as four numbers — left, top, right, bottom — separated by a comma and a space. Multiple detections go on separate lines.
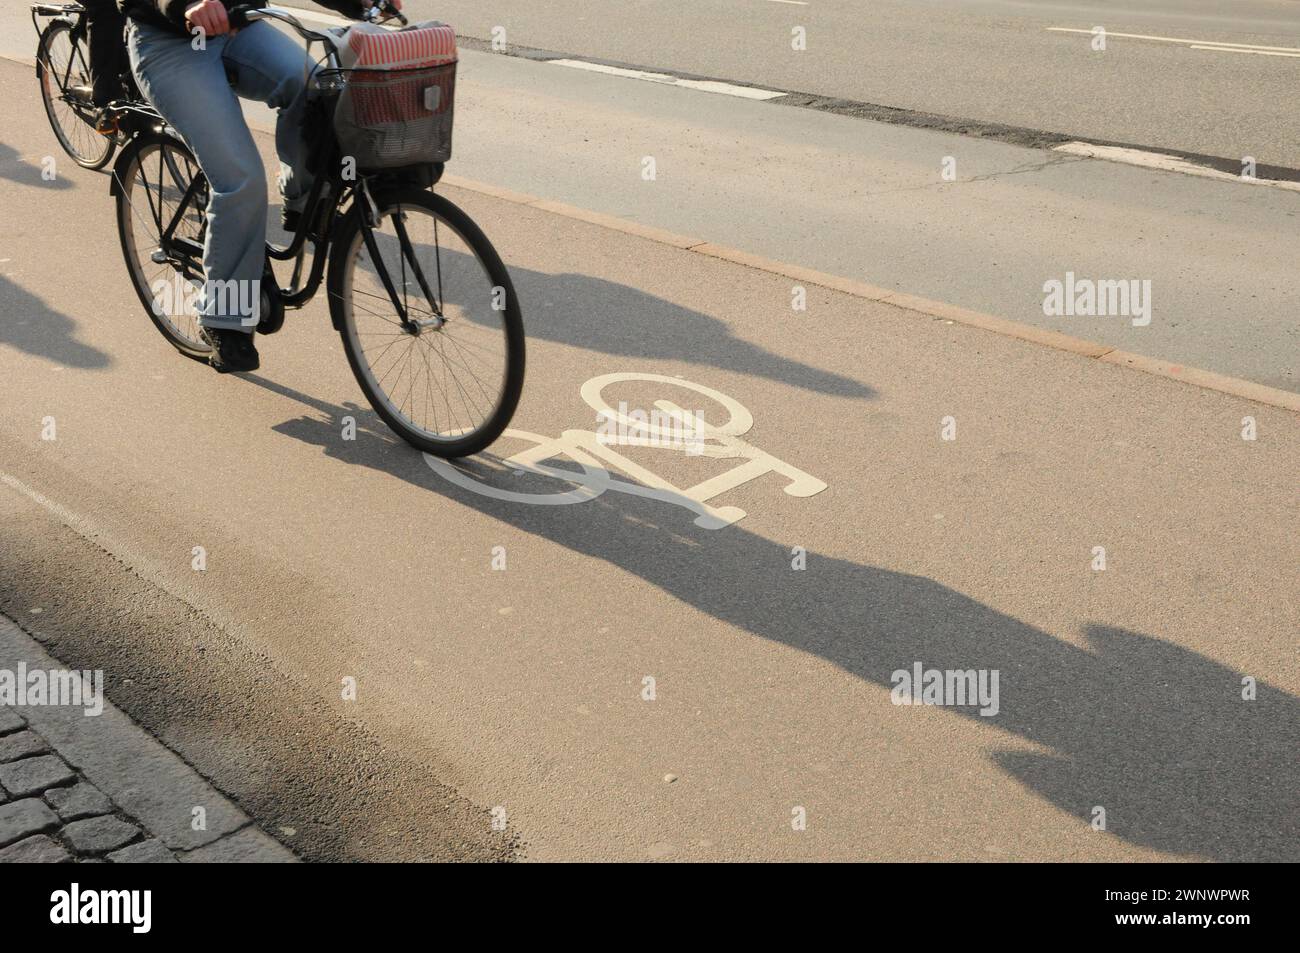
279, 3, 789, 99
1190, 45, 1300, 58
425, 372, 826, 529
546, 59, 785, 100
1054, 142, 1300, 192
764, 1, 809, 5
1046, 27, 1300, 54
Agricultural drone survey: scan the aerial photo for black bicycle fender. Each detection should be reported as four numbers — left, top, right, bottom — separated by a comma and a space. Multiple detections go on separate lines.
107, 142, 135, 198
33, 15, 83, 77
107, 132, 174, 197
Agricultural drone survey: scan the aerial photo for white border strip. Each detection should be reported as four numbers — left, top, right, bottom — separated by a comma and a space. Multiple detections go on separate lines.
1046, 27, 1300, 53
1054, 141, 1300, 192
1190, 45, 1300, 58
546, 59, 785, 100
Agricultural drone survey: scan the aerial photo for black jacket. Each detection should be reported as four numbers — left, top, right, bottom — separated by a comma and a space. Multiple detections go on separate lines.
118, 0, 366, 36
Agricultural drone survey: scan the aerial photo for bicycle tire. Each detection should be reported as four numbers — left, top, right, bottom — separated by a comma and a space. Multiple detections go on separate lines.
114, 133, 213, 361
36, 20, 115, 171
328, 188, 525, 458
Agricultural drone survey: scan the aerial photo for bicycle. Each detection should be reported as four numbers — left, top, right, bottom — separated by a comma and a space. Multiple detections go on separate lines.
31, 1, 133, 170
106, 2, 525, 458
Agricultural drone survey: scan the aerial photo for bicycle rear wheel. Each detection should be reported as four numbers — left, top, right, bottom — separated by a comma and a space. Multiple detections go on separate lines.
328, 188, 525, 458
114, 135, 213, 360
36, 20, 114, 170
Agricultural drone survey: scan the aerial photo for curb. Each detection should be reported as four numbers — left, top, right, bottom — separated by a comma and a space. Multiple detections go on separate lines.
0, 613, 297, 862
441, 173, 1300, 414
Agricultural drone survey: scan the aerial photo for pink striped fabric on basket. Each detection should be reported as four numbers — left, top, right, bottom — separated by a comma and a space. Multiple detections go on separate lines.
346, 22, 457, 69
344, 22, 458, 126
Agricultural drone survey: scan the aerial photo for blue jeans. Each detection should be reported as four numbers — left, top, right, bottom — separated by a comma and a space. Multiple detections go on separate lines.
127, 20, 316, 330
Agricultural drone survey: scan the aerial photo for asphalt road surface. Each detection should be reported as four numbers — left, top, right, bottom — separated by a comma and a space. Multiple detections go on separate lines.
2, 4, 1297, 392
0, 8, 1296, 861
399, 0, 1300, 169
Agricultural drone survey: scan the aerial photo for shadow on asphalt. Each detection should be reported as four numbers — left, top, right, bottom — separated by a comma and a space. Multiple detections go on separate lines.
355, 241, 878, 401
0, 141, 75, 191
250, 376, 1299, 863
0, 273, 112, 369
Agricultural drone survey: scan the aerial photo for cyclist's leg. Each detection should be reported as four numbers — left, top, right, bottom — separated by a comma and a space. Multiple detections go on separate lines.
221, 22, 317, 218
82, 0, 127, 107
126, 22, 267, 332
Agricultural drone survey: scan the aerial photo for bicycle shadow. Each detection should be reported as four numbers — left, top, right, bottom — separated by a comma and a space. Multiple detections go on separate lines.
0, 142, 76, 191
254, 380, 1299, 862
0, 273, 112, 369
353, 239, 876, 401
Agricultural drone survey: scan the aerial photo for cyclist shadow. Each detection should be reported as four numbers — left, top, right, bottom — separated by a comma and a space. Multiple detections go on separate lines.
0, 274, 111, 369
358, 241, 877, 401
261, 386, 1299, 863
0, 142, 75, 191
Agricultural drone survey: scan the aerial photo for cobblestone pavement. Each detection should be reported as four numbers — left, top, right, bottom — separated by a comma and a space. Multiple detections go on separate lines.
0, 614, 296, 863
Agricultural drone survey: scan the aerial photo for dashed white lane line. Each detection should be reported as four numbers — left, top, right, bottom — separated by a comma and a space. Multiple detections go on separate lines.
546, 59, 785, 100
1046, 27, 1300, 54
1054, 142, 1300, 192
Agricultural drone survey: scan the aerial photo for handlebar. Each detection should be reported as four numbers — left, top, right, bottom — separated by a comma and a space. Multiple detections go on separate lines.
369, 0, 408, 28
226, 6, 321, 39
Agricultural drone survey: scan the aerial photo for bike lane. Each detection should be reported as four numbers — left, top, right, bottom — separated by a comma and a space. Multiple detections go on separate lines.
0, 56, 1296, 860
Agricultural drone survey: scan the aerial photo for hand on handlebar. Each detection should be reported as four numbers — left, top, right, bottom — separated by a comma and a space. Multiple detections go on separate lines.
361, 0, 407, 26
185, 0, 233, 36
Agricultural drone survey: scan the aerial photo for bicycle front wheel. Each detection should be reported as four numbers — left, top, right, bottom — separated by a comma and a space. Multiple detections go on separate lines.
328, 189, 525, 458
36, 20, 114, 170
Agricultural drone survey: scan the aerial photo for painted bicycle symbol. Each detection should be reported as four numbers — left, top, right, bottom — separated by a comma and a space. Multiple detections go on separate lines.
423, 372, 827, 529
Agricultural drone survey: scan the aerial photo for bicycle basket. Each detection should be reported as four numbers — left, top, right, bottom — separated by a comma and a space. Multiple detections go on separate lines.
326, 21, 458, 170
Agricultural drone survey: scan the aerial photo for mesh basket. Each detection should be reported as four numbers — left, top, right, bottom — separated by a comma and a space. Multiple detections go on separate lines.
327, 61, 456, 170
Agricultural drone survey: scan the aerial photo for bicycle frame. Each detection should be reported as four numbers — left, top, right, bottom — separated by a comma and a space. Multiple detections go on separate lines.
269, 152, 341, 309
114, 4, 441, 329
114, 106, 343, 312
234, 6, 441, 327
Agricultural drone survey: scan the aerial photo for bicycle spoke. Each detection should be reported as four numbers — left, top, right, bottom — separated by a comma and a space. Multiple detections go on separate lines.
341, 199, 512, 445
429, 329, 496, 412
425, 331, 487, 425
38, 23, 110, 166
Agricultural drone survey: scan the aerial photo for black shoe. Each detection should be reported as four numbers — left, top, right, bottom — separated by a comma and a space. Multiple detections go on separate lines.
280, 206, 302, 233
200, 327, 260, 373
94, 106, 118, 137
